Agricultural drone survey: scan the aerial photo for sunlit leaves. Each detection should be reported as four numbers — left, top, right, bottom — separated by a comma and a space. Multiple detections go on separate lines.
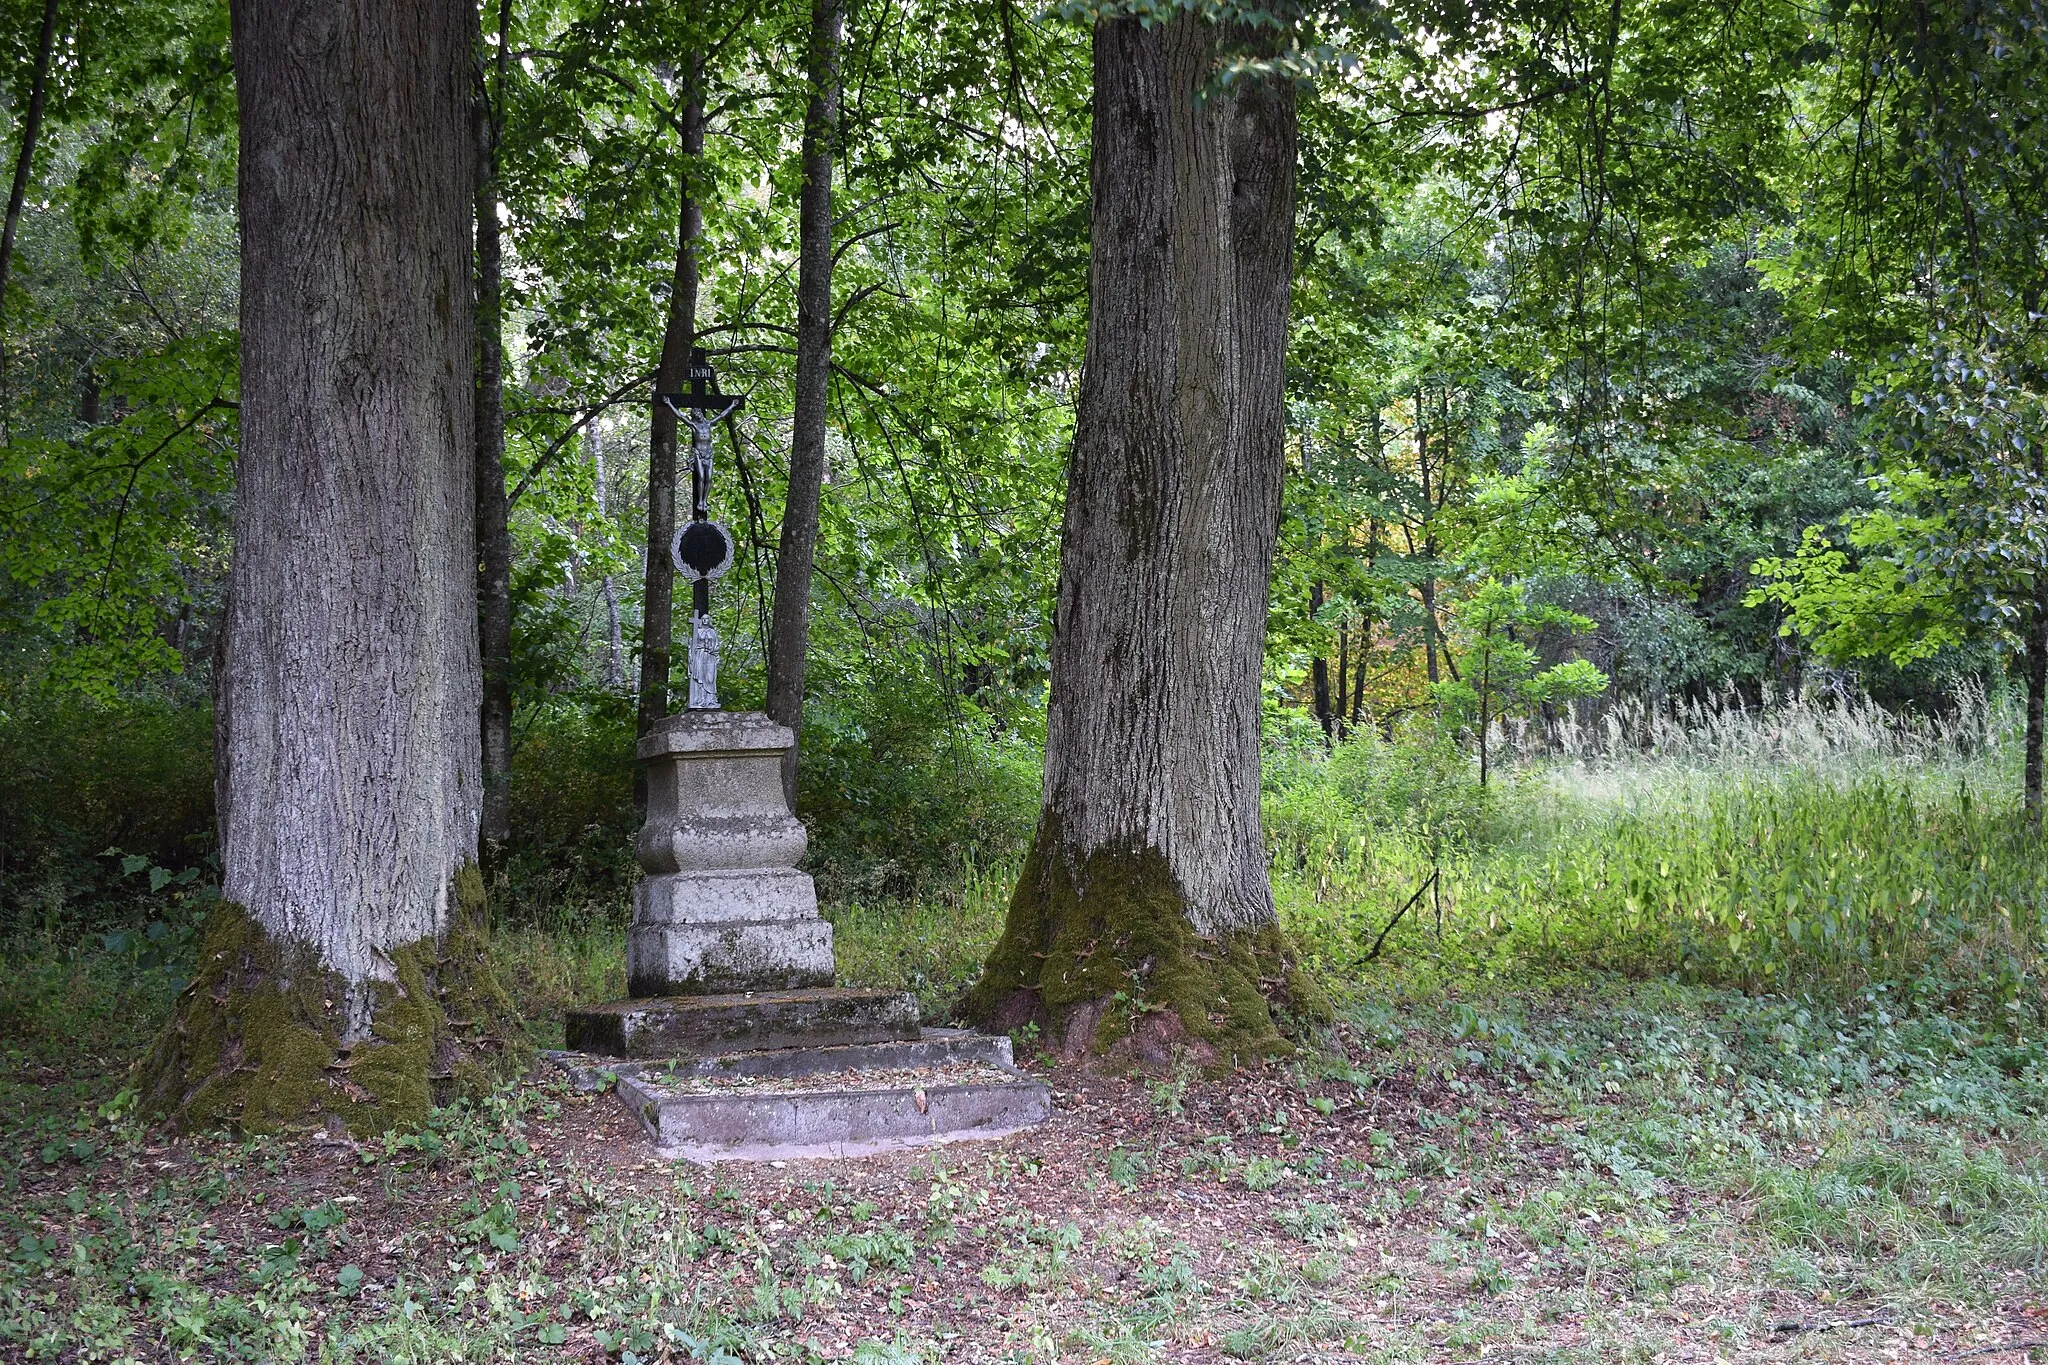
0, 332, 236, 699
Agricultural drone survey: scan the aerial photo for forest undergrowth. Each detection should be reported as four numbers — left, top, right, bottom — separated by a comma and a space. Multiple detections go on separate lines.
6, 695, 2048, 1360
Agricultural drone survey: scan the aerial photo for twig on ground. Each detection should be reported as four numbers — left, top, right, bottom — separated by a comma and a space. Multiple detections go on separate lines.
1770, 1313, 1891, 1335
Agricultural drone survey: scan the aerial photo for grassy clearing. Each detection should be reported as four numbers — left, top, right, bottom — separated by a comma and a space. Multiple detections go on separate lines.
8, 960, 2048, 1360
1271, 690, 2046, 1009
5, 696, 2048, 1360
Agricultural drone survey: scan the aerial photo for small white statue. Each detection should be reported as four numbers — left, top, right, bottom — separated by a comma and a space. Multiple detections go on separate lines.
686, 611, 721, 710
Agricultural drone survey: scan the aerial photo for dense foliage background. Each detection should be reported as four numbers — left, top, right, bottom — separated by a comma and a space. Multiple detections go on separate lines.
1, 0, 2042, 1008
5, 8, 2048, 1356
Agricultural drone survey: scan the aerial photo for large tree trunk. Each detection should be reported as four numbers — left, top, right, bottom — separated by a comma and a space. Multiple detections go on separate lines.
475, 0, 514, 870
0, 0, 58, 320
1350, 620, 1371, 725
2030, 593, 2046, 827
965, 13, 1324, 1068
765, 0, 843, 810
637, 61, 705, 762
139, 0, 516, 1136
0, 0, 57, 438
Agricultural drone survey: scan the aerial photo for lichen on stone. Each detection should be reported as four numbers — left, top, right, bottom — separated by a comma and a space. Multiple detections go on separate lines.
962, 818, 1329, 1070
135, 863, 525, 1137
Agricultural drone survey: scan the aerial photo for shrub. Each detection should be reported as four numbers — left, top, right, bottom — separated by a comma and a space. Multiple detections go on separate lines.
0, 690, 215, 936
1264, 718, 1491, 877
500, 697, 641, 929
496, 686, 1043, 925
796, 689, 1039, 900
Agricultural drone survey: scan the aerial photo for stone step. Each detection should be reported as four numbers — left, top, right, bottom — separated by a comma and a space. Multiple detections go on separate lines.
616, 1060, 1054, 1163
563, 987, 920, 1060
679, 1027, 1016, 1080
543, 1027, 1017, 1090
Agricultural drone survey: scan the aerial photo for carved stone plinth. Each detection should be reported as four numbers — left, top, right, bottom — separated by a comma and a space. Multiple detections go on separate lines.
559, 708, 1050, 1162
626, 712, 833, 996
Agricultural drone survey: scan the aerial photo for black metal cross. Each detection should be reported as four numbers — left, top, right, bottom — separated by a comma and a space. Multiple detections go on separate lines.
659, 348, 746, 519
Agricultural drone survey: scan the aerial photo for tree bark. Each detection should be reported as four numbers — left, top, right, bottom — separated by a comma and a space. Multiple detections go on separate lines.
765, 0, 843, 810
2029, 594, 2046, 827
965, 13, 1324, 1068
592, 418, 625, 689
139, 0, 516, 1136
1334, 622, 1349, 736
1477, 636, 1493, 787
1349, 620, 1370, 725
0, 0, 57, 321
1310, 580, 1333, 736
637, 62, 706, 763
474, 0, 514, 867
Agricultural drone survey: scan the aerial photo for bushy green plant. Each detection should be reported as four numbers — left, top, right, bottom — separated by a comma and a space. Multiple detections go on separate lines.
797, 688, 1039, 900
496, 685, 1041, 934
1431, 579, 1608, 785
0, 690, 215, 937
500, 697, 641, 929
825, 862, 1012, 1017
1264, 719, 1492, 877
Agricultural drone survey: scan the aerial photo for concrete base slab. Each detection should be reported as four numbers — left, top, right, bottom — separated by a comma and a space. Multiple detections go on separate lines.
543, 1027, 1016, 1090
541, 1028, 1049, 1161
678, 1027, 1016, 1080
616, 1061, 1054, 1163
563, 987, 920, 1060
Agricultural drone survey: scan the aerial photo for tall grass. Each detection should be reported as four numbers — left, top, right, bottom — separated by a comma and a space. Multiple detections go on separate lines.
1510, 681, 2007, 779
825, 861, 1014, 1016
1271, 690, 2048, 1011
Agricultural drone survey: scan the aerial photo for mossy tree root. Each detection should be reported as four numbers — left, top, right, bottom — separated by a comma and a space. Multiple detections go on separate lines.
135, 865, 525, 1136
962, 826, 1329, 1070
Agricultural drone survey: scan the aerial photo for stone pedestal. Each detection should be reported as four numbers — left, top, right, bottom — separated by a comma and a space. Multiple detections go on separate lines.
560, 709, 1050, 1161
627, 712, 833, 997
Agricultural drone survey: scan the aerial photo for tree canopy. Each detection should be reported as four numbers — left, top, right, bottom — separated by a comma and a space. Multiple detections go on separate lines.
2, 0, 2044, 889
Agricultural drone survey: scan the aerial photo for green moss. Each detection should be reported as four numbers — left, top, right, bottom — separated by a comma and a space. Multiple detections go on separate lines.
135, 863, 526, 1137
962, 818, 1329, 1069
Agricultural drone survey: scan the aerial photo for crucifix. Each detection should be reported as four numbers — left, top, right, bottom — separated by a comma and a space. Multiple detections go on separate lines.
659, 348, 744, 710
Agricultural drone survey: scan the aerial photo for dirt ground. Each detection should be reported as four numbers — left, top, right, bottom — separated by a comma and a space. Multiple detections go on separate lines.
9, 1010, 2044, 1363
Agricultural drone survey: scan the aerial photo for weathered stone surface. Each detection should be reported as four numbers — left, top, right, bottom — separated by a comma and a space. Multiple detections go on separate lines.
627, 918, 835, 997
628, 711, 830, 995
564, 987, 920, 1060
542, 1028, 1017, 1091
617, 1067, 1054, 1162
636, 713, 807, 874
638, 711, 795, 759
677, 1028, 1015, 1080
541, 1050, 632, 1093
635, 867, 819, 925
